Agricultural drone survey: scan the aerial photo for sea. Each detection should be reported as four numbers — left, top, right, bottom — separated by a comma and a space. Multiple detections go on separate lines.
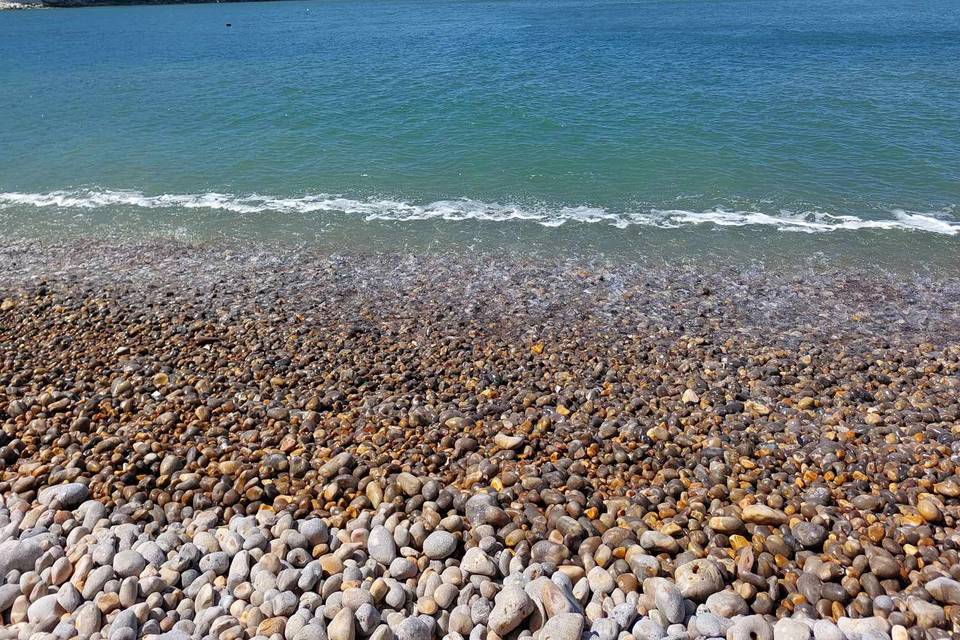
1, 0, 959, 267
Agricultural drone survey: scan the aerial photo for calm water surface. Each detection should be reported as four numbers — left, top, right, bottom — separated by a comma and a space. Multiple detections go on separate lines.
1, 0, 959, 265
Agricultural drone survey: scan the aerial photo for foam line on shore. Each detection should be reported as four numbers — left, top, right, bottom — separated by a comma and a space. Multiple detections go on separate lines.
1, 189, 957, 235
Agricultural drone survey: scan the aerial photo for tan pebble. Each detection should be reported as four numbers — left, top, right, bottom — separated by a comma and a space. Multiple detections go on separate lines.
417, 597, 438, 615
257, 617, 286, 636
319, 554, 343, 576
918, 498, 942, 523
742, 504, 788, 526
96, 592, 120, 614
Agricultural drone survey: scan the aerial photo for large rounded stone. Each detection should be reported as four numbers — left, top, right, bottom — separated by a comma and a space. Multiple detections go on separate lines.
674, 559, 724, 601
488, 586, 534, 636
926, 577, 960, 605
38, 483, 89, 509
540, 613, 585, 640
113, 550, 147, 578
726, 615, 772, 640
422, 531, 457, 560
328, 608, 356, 640
774, 618, 812, 640
368, 526, 398, 566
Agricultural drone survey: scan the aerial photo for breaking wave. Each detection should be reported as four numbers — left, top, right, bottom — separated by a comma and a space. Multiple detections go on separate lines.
0, 189, 957, 235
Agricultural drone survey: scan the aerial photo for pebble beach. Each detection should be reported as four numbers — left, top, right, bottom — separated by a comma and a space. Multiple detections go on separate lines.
1, 240, 960, 640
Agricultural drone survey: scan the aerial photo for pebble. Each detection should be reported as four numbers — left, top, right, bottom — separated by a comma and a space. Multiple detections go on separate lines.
540, 612, 585, 640
791, 522, 827, 548
26, 593, 63, 631
674, 560, 724, 601
422, 531, 457, 560
742, 504, 788, 526
329, 607, 356, 640
395, 616, 432, 640
587, 566, 615, 595
460, 547, 496, 576
907, 598, 945, 629
727, 615, 773, 640
368, 526, 398, 566
925, 577, 960, 605
774, 618, 812, 640
633, 617, 666, 640
649, 579, 685, 624
37, 482, 90, 508
591, 618, 620, 640
488, 586, 534, 635
113, 550, 147, 578
0, 252, 959, 640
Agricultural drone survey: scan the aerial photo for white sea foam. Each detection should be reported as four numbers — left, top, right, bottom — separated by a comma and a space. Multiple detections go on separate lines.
0, 189, 957, 235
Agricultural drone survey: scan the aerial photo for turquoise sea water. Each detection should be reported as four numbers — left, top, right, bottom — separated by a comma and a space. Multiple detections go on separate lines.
1, 0, 959, 263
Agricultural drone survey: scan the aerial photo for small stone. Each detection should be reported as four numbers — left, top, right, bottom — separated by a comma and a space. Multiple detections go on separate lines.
540, 613, 585, 640
640, 531, 680, 555
933, 477, 960, 498
774, 618, 812, 640
708, 517, 743, 534
610, 602, 636, 630
159, 454, 185, 476
389, 557, 418, 580
648, 579, 684, 624
460, 547, 496, 576
113, 550, 147, 578
531, 540, 568, 565
27, 594, 64, 631
433, 583, 459, 609
38, 482, 90, 508
82, 565, 115, 600
742, 504, 788, 526
75, 602, 102, 636
633, 617, 666, 640
586, 566, 615, 595
693, 613, 730, 638
355, 603, 381, 635
488, 586, 534, 636
706, 590, 748, 618
295, 624, 330, 640
836, 617, 890, 640
258, 617, 287, 636
395, 616, 431, 640
0, 584, 19, 612
866, 548, 899, 580
370, 625, 394, 640
57, 582, 83, 612
925, 577, 960, 605
674, 559, 724, 601
494, 433, 524, 450
907, 597, 945, 629
396, 473, 422, 496
791, 522, 827, 548
727, 615, 772, 640
329, 607, 356, 640
368, 526, 398, 566
591, 618, 619, 640
422, 531, 457, 560
198, 551, 230, 574
449, 605, 474, 635
812, 620, 844, 640
917, 498, 942, 523
0, 537, 44, 575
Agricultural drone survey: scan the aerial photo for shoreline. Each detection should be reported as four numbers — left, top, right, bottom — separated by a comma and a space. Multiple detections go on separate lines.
1, 239, 959, 637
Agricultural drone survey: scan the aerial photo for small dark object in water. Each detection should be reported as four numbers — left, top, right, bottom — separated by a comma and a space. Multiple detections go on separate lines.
226, 23, 232, 27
